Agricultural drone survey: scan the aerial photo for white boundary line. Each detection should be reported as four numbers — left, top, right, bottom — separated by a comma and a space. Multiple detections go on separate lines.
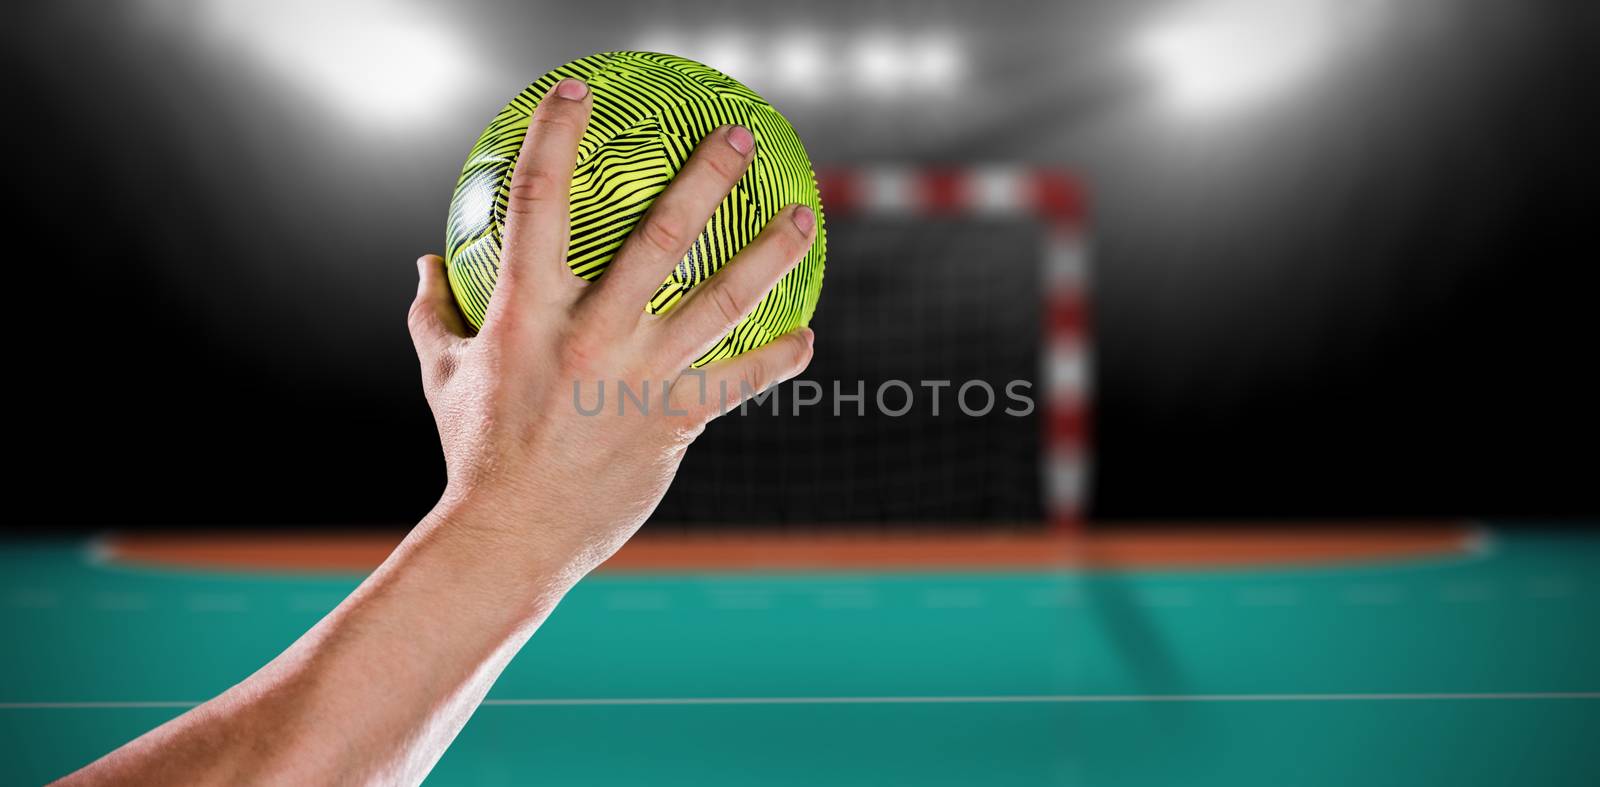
5, 692, 1598, 710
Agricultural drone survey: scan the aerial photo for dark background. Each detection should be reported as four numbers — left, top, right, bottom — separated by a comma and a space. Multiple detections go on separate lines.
3, 0, 1596, 530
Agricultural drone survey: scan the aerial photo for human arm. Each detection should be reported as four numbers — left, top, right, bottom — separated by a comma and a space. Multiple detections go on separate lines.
57, 77, 816, 786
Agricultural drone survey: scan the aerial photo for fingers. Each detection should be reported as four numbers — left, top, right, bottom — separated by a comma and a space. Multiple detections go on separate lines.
489, 79, 593, 326
653, 203, 816, 367
582, 125, 756, 327
670, 327, 815, 423
408, 255, 469, 374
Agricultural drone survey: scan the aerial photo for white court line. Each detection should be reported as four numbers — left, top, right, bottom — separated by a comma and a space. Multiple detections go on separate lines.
6, 692, 1600, 710
479, 692, 1600, 706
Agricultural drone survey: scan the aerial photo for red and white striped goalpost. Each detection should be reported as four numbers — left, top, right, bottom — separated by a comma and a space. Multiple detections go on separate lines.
815, 166, 1091, 534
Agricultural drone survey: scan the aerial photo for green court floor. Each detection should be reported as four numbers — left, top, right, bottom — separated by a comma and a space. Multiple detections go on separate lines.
2, 527, 1597, 785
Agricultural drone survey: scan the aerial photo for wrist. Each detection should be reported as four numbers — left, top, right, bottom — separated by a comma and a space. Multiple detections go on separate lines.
411, 486, 595, 599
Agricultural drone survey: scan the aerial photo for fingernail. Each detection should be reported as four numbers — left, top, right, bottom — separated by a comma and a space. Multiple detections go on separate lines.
727, 125, 755, 155
800, 326, 814, 348
554, 79, 588, 100
791, 205, 815, 234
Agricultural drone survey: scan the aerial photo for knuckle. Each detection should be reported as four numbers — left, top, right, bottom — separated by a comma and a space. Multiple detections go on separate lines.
638, 209, 688, 256
557, 335, 604, 375
650, 405, 703, 446
787, 331, 813, 365
741, 359, 770, 395
506, 170, 558, 216
706, 282, 745, 327
665, 417, 707, 445
478, 307, 522, 341
703, 149, 745, 182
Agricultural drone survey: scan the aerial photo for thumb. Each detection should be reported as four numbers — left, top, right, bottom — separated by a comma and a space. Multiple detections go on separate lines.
407, 254, 469, 362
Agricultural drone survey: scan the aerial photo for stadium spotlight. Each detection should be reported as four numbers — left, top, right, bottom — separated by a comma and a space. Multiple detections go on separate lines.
852, 31, 906, 95
630, 29, 970, 101
1134, 0, 1336, 114
193, 0, 483, 126
907, 33, 966, 93
773, 32, 827, 96
699, 31, 761, 87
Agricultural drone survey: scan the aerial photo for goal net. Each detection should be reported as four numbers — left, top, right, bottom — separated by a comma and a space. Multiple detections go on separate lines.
650, 166, 1089, 533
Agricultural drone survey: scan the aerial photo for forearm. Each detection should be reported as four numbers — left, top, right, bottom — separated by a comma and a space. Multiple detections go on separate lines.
60, 500, 584, 786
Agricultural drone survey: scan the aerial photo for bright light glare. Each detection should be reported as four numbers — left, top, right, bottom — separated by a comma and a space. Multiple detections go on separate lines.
699, 33, 759, 86
772, 33, 827, 95
908, 34, 966, 92
853, 33, 905, 94
194, 0, 483, 125
1136, 0, 1336, 113
633, 29, 972, 102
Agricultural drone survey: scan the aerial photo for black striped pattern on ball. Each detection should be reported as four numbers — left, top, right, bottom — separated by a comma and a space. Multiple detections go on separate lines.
444, 52, 826, 367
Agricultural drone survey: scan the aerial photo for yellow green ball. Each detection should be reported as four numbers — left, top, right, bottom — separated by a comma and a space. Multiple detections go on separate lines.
444, 51, 826, 366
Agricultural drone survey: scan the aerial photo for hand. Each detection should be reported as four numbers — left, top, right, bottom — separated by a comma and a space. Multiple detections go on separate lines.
407, 78, 817, 580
